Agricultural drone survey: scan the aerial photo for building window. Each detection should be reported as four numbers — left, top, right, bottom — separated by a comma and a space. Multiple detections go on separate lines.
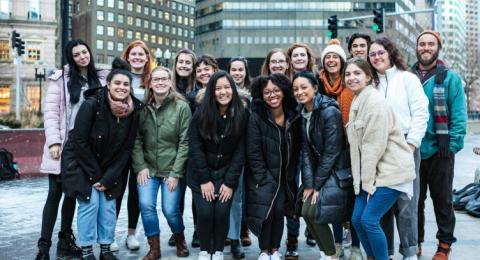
117, 28, 124, 38
96, 25, 104, 35
177, 40, 182, 48
27, 46, 41, 61
28, 0, 40, 20
97, 0, 104, 6
178, 15, 182, 24
135, 18, 141, 27
0, 85, 10, 113
0, 1, 11, 19
127, 2, 133, 11
118, 0, 124, 9
172, 14, 176, 23
97, 10, 104, 20
164, 12, 169, 20
144, 20, 149, 29
97, 54, 104, 63
151, 22, 156, 30
172, 1, 176, 10
158, 10, 163, 19
184, 41, 188, 49
107, 26, 114, 37
127, 16, 133, 25
127, 30, 133, 39
190, 18, 194, 27
107, 0, 114, 8
107, 55, 114, 64
178, 28, 182, 36
165, 25, 170, 33
165, 38, 169, 46
183, 29, 188, 38
178, 3, 183, 11
171, 39, 176, 47
97, 39, 104, 50
107, 12, 114, 22
143, 33, 149, 42
0, 40, 11, 61
158, 23, 163, 32
144, 6, 149, 15
118, 14, 124, 23
117, 42, 124, 52
26, 85, 40, 111
150, 35, 156, 44
172, 27, 176, 35
135, 31, 141, 40
151, 8, 156, 17
136, 4, 141, 13
107, 41, 114, 51
158, 36, 163, 45
184, 17, 188, 25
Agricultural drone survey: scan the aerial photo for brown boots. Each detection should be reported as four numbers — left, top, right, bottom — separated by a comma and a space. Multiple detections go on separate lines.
143, 236, 161, 260
240, 223, 251, 247
433, 242, 451, 260
174, 232, 190, 257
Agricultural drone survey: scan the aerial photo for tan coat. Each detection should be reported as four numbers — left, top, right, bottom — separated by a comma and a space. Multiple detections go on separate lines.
346, 86, 415, 195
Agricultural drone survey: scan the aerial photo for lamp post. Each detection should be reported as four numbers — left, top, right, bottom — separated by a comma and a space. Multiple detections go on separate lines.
164, 49, 171, 68
155, 48, 163, 67
34, 68, 46, 113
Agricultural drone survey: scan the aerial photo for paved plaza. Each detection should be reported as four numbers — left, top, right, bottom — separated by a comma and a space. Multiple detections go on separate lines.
1, 135, 480, 260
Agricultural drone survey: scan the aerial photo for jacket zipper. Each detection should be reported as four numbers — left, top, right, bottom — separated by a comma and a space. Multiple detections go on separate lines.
265, 118, 283, 219
284, 120, 296, 217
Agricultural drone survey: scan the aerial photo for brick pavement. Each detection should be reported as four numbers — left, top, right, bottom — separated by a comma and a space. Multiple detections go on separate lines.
1, 135, 480, 260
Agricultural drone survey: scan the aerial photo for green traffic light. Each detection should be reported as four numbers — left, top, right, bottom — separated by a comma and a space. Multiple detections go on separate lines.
373, 24, 379, 32
328, 31, 333, 38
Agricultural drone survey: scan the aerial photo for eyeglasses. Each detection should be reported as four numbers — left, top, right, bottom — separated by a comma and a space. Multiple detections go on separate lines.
368, 50, 387, 58
151, 77, 170, 83
270, 59, 286, 65
263, 88, 282, 97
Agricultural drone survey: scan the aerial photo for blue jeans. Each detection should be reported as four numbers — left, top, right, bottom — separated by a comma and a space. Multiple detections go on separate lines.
228, 172, 244, 240
77, 187, 117, 247
138, 176, 185, 237
351, 188, 400, 260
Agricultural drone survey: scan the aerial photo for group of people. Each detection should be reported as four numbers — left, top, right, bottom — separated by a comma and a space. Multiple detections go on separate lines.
35, 29, 466, 260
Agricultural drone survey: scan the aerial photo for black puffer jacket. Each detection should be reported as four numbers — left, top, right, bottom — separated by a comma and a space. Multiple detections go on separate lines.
245, 99, 301, 236
62, 88, 142, 201
299, 93, 352, 223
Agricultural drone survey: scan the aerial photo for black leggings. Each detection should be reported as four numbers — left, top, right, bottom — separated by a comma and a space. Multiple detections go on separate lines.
40, 174, 76, 240
193, 191, 232, 252
116, 164, 140, 229
259, 187, 286, 251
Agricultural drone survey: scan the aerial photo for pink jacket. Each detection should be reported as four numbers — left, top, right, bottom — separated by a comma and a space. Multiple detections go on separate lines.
40, 65, 109, 174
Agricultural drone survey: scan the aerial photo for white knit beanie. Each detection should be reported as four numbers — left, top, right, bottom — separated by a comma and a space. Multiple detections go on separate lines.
321, 39, 347, 65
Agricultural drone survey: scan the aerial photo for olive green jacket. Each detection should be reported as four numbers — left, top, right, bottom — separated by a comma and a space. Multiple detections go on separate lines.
132, 94, 192, 178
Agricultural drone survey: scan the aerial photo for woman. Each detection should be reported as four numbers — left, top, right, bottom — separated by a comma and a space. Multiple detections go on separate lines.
172, 48, 197, 97
187, 54, 219, 108
61, 58, 142, 260
246, 73, 301, 260
187, 71, 248, 260
345, 58, 416, 260
37, 39, 108, 260
347, 33, 371, 59
132, 66, 192, 259
226, 56, 252, 259
260, 48, 293, 79
319, 39, 362, 259
287, 43, 316, 73
292, 71, 346, 260
368, 37, 428, 260
228, 56, 251, 90
115, 40, 155, 251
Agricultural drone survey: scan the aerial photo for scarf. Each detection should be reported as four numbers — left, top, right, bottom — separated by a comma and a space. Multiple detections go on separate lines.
107, 92, 134, 119
319, 69, 353, 126
433, 64, 449, 136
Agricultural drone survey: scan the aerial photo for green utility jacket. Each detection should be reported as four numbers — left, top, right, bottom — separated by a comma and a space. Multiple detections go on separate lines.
132, 94, 192, 178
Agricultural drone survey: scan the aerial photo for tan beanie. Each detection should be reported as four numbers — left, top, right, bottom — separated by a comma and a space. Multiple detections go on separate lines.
416, 30, 442, 48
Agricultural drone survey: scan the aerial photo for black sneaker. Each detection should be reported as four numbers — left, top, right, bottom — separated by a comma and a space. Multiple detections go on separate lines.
35, 238, 51, 260
191, 230, 200, 248
304, 229, 316, 247
168, 234, 176, 247
100, 251, 118, 260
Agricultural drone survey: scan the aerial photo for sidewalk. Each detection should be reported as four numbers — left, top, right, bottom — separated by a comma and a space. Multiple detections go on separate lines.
1, 135, 480, 259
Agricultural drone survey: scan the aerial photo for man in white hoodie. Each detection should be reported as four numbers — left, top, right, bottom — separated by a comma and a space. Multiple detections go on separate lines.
368, 37, 429, 260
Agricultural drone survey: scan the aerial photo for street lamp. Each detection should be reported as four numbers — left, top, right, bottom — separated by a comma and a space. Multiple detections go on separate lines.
35, 68, 46, 113
155, 48, 163, 67
164, 49, 171, 68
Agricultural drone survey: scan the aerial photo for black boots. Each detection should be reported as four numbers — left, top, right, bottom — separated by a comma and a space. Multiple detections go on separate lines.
35, 238, 52, 260
230, 239, 245, 259
191, 229, 200, 248
57, 230, 82, 257
285, 234, 299, 260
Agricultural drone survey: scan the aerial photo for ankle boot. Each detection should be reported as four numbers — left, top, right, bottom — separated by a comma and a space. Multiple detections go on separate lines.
191, 229, 200, 248
143, 236, 161, 260
57, 230, 82, 257
35, 238, 51, 260
230, 239, 245, 259
174, 232, 190, 257
433, 242, 451, 260
240, 223, 251, 247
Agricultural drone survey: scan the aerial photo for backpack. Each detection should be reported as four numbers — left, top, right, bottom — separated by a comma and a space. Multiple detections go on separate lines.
0, 148, 20, 181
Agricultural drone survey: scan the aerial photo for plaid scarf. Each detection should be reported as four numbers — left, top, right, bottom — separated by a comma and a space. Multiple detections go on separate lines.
433, 64, 449, 135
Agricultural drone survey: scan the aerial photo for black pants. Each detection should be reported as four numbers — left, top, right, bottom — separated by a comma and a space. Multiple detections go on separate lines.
116, 163, 140, 229
193, 191, 232, 252
259, 187, 285, 251
40, 174, 76, 240
418, 152, 457, 244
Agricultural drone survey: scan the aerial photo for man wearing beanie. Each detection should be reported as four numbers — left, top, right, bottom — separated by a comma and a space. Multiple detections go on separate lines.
412, 30, 467, 260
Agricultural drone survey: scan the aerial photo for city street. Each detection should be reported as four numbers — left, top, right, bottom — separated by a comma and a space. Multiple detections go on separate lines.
1, 135, 480, 260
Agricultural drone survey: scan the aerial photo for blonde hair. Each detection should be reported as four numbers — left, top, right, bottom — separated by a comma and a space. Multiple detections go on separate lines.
260, 48, 293, 80
145, 66, 186, 103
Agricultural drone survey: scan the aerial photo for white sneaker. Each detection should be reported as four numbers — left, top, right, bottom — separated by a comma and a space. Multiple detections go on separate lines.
403, 255, 418, 260
349, 246, 363, 260
110, 240, 119, 252
198, 251, 211, 260
335, 243, 344, 257
212, 251, 224, 260
258, 252, 270, 260
125, 234, 140, 250
271, 251, 282, 260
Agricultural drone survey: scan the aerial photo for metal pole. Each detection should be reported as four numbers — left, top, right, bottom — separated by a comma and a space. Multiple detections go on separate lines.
339, 8, 435, 22
15, 55, 21, 120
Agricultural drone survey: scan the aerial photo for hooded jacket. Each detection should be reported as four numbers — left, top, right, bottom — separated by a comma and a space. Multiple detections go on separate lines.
62, 88, 142, 201
245, 98, 301, 236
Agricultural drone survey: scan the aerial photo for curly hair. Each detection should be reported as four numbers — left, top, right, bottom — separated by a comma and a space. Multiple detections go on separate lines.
368, 37, 408, 71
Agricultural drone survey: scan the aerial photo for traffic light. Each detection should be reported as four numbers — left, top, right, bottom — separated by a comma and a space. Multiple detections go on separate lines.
373, 8, 384, 33
11, 30, 25, 56
327, 15, 338, 39
11, 30, 20, 49
16, 40, 25, 56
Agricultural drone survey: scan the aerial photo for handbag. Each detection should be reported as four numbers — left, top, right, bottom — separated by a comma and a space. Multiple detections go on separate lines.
334, 168, 353, 189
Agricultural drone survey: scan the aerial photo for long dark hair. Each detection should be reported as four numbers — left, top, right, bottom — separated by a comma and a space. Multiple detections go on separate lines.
65, 39, 102, 104
369, 37, 408, 71
195, 71, 246, 143
251, 73, 297, 114
227, 56, 251, 89
172, 48, 197, 93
